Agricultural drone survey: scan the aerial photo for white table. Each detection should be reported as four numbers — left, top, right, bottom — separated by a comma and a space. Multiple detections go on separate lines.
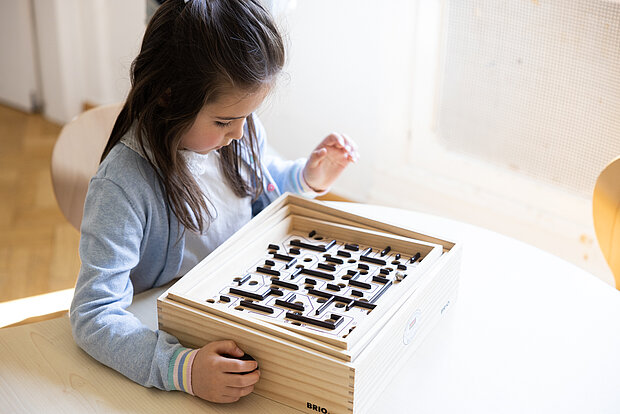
334, 202, 620, 414
3, 202, 620, 413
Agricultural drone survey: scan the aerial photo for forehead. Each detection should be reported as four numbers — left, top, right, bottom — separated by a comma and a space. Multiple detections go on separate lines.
205, 87, 269, 118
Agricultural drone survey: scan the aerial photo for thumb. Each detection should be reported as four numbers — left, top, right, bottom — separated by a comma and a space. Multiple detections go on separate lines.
211, 340, 244, 357
308, 147, 328, 169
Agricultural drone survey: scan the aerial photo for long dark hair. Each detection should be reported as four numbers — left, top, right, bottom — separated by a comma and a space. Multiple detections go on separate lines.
101, 0, 285, 234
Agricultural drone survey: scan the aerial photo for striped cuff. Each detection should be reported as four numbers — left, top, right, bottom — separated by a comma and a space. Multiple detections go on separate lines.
168, 347, 199, 395
296, 166, 329, 197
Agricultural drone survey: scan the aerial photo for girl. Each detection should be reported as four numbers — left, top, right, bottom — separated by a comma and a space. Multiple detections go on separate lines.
70, 0, 358, 404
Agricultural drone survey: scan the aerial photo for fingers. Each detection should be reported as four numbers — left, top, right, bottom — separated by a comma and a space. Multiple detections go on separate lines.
217, 356, 259, 374
210, 340, 244, 358
223, 371, 261, 388
340, 133, 359, 162
318, 133, 359, 163
307, 147, 328, 169
213, 371, 259, 403
192, 342, 261, 404
222, 384, 256, 400
213, 384, 254, 403
211, 389, 253, 404
321, 133, 346, 148
321, 133, 357, 151
213, 395, 243, 404
207, 340, 259, 373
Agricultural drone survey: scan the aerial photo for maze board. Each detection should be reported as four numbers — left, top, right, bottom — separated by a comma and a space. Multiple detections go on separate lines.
166, 212, 443, 351
206, 229, 434, 342
158, 194, 461, 413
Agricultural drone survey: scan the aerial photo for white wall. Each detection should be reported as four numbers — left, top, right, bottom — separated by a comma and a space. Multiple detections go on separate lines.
258, 0, 616, 286
258, 0, 418, 202
0, 0, 40, 112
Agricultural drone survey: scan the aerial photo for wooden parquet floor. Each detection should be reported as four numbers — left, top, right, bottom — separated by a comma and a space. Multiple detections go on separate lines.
0, 104, 80, 303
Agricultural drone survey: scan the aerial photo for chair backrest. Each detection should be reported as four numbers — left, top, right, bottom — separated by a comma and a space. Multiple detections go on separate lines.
51, 103, 123, 230
593, 155, 620, 290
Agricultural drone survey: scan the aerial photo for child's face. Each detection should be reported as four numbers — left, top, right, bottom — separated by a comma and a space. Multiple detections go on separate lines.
181, 88, 267, 154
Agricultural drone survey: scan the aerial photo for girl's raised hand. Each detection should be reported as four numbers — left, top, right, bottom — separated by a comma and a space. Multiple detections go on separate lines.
191, 340, 260, 403
302, 133, 359, 193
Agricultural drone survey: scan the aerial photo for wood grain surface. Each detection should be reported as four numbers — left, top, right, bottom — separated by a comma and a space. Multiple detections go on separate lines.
0, 315, 296, 413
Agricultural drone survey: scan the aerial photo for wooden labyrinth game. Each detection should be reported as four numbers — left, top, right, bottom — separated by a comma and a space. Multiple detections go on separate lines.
158, 194, 461, 413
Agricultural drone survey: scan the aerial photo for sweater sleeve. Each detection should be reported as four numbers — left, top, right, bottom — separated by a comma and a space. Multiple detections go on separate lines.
70, 177, 192, 392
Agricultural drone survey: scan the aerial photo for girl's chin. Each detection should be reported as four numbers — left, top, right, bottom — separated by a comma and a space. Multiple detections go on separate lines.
201, 142, 229, 153
191, 148, 215, 155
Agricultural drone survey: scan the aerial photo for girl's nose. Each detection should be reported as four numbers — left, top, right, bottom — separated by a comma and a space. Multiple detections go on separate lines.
227, 119, 246, 141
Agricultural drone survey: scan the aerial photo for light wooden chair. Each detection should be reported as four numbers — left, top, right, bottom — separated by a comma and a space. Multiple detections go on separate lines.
593, 156, 620, 290
51, 103, 122, 230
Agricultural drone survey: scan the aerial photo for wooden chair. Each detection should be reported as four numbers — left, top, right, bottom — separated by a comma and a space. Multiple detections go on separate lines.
593, 156, 620, 290
51, 103, 122, 230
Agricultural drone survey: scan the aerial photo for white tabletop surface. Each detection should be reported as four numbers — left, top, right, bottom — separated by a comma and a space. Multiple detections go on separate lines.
129, 201, 620, 414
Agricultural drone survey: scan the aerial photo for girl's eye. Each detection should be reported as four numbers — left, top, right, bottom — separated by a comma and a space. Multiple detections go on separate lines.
215, 121, 231, 128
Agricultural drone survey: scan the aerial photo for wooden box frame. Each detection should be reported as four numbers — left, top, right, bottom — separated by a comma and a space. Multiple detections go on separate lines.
158, 194, 461, 413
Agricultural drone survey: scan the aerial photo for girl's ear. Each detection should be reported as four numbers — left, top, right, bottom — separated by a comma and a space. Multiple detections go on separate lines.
158, 88, 172, 107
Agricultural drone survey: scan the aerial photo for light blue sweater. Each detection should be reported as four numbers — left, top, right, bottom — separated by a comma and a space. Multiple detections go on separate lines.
70, 116, 310, 392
